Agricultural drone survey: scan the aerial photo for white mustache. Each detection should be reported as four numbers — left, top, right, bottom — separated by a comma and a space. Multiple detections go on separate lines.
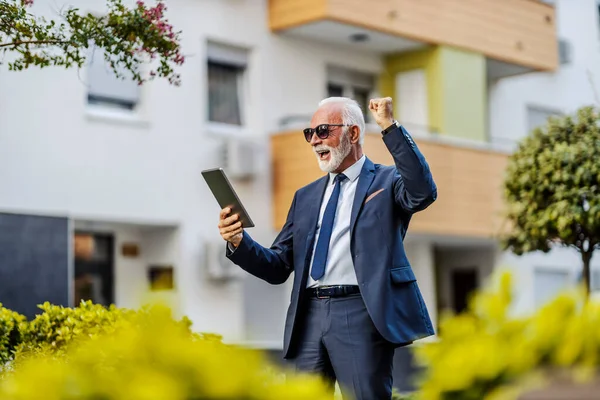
313, 145, 333, 153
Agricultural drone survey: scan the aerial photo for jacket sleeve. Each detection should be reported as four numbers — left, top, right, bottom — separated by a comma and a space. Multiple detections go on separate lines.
225, 193, 297, 284
382, 125, 437, 213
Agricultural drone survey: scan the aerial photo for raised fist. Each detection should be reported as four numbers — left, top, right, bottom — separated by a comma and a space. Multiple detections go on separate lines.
368, 97, 395, 130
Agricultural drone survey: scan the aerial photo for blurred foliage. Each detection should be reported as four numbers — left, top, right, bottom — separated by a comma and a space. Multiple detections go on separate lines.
6, 275, 600, 399
502, 105, 600, 292
0, 304, 25, 365
0, 301, 331, 399
12, 301, 193, 363
0, 0, 184, 85
414, 271, 600, 400
392, 389, 417, 400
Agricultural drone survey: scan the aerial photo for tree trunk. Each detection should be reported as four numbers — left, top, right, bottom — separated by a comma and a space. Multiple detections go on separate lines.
582, 250, 593, 297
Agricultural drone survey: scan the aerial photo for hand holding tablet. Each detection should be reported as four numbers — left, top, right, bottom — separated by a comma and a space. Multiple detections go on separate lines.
201, 168, 254, 247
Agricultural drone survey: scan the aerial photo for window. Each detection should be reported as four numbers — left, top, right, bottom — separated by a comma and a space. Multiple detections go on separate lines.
326, 66, 374, 122
207, 42, 248, 126
395, 69, 428, 132
87, 47, 140, 111
327, 83, 344, 98
558, 38, 572, 65
534, 269, 570, 308
527, 106, 562, 133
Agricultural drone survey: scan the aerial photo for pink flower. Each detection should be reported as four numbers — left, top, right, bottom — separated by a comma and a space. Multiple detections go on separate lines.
22, 0, 34, 6
174, 53, 185, 65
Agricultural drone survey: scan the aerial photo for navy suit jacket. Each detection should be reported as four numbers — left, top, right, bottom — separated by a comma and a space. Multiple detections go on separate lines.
227, 125, 437, 359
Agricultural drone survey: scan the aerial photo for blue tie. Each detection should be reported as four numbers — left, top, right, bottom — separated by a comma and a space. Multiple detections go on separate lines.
311, 173, 347, 281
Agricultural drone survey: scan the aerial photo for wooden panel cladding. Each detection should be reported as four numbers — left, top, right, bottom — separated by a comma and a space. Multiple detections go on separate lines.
269, 0, 327, 30
269, 0, 557, 72
271, 131, 509, 239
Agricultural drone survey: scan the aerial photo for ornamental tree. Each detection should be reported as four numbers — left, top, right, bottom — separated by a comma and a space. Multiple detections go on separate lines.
0, 0, 184, 85
502, 105, 600, 295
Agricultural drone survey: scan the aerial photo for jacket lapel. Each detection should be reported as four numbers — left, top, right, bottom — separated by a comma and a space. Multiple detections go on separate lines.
299, 175, 329, 282
350, 157, 376, 239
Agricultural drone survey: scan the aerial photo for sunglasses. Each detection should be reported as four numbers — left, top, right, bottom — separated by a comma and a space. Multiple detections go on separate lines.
303, 124, 350, 142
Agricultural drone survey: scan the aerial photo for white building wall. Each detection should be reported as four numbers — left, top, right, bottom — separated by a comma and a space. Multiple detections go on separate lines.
405, 241, 438, 331
489, 0, 600, 315
499, 247, 593, 316
0, 0, 382, 345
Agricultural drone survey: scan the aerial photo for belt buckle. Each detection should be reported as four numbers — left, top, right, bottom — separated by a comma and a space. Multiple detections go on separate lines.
316, 286, 331, 299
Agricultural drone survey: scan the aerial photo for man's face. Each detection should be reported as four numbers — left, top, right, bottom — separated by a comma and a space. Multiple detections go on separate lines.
308, 105, 352, 173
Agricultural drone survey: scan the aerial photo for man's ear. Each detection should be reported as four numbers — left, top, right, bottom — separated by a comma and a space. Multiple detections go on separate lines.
350, 126, 360, 144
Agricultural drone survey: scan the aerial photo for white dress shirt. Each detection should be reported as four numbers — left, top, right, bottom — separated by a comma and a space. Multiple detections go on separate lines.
306, 155, 366, 288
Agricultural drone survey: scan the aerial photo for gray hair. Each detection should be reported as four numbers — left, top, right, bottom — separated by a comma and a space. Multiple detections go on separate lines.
318, 97, 366, 145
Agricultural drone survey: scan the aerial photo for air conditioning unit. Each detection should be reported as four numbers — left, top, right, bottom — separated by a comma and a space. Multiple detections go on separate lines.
205, 240, 246, 282
558, 38, 572, 65
222, 138, 257, 180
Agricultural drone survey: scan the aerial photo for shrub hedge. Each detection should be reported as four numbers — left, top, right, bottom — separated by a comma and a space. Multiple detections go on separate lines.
0, 301, 331, 399
4, 271, 595, 399
414, 271, 600, 399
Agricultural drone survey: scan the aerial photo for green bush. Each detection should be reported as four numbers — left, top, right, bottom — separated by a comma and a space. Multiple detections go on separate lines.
0, 304, 25, 365
0, 303, 331, 399
14, 300, 194, 360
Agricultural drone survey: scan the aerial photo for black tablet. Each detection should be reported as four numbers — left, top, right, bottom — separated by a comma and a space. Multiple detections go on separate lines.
201, 168, 255, 228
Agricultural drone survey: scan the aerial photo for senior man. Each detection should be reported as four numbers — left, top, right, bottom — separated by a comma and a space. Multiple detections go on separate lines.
218, 97, 437, 400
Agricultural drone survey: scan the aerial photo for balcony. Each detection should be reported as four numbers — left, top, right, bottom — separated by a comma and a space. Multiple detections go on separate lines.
271, 129, 509, 239
269, 0, 558, 76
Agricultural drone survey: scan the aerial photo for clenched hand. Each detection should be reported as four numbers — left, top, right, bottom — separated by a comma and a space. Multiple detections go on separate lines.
368, 97, 395, 130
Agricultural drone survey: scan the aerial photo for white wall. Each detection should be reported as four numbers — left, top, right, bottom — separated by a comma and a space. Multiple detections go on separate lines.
500, 248, 600, 316
405, 241, 438, 331
0, 0, 383, 345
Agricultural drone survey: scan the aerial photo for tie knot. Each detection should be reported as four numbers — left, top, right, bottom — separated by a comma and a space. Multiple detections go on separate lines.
335, 173, 347, 184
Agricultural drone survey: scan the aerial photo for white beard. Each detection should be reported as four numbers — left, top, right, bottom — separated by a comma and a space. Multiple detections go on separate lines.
314, 130, 352, 173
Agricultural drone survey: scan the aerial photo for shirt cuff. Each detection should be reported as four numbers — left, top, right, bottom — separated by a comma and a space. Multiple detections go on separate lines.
227, 242, 237, 254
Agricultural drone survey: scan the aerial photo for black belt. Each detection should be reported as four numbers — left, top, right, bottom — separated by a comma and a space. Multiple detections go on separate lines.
306, 285, 360, 299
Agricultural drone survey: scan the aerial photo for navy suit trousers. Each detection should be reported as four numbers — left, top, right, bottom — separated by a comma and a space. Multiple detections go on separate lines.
290, 293, 395, 400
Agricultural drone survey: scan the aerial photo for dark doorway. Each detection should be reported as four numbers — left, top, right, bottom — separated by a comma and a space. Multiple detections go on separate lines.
451, 269, 478, 313
73, 232, 114, 306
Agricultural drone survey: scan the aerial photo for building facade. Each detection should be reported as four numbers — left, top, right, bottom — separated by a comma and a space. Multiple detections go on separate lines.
492, 0, 600, 313
1, 0, 597, 389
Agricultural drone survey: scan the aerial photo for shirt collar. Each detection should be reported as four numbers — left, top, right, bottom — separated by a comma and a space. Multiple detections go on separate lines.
329, 155, 366, 184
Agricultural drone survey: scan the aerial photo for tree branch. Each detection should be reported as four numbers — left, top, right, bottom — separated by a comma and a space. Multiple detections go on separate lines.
0, 39, 72, 48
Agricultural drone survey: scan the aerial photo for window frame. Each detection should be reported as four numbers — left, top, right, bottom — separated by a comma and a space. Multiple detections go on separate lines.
533, 267, 572, 308
206, 41, 249, 133
207, 60, 246, 127
326, 66, 376, 123
85, 46, 141, 113
526, 104, 563, 134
